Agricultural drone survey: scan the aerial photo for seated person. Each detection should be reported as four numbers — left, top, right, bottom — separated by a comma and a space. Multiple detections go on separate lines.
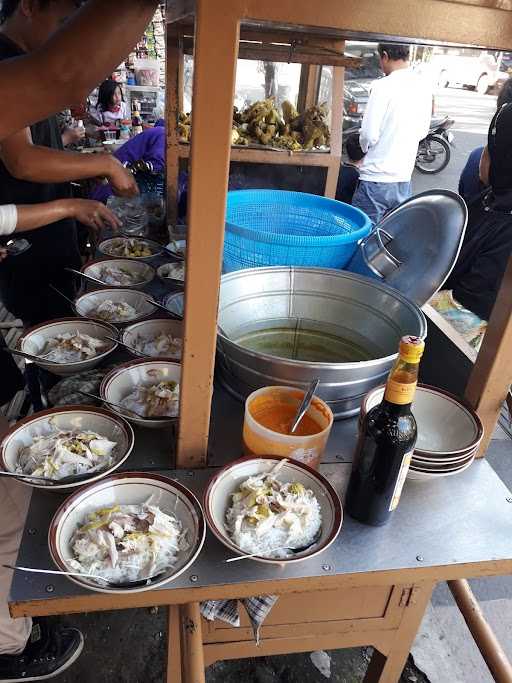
335, 133, 365, 204
91, 120, 165, 203
89, 78, 131, 127
458, 78, 512, 203
431, 100, 512, 348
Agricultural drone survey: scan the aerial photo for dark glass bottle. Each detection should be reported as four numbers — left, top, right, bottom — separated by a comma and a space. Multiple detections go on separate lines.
345, 335, 424, 526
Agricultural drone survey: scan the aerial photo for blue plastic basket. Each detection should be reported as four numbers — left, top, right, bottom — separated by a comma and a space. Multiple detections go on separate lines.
223, 189, 371, 273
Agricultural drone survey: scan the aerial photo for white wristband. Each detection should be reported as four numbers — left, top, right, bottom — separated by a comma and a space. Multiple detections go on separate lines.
0, 205, 18, 235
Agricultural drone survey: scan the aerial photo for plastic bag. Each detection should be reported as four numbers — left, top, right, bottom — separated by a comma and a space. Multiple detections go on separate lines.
134, 58, 160, 86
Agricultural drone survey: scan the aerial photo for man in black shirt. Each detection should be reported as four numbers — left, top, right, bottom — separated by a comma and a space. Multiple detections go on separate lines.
445, 102, 512, 321
0, 0, 138, 326
336, 133, 365, 205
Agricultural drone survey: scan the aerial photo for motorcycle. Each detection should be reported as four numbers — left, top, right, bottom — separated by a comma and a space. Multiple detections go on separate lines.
415, 116, 455, 174
343, 115, 455, 175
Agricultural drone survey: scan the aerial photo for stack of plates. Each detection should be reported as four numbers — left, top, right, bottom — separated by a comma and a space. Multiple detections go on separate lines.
361, 384, 483, 481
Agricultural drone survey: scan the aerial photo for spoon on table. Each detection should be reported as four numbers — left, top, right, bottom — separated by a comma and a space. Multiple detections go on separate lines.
65, 267, 109, 288
48, 284, 76, 309
225, 531, 323, 563
2, 564, 166, 589
0, 469, 104, 486
78, 390, 177, 422
289, 378, 320, 434
102, 334, 145, 357
1, 347, 62, 365
144, 296, 183, 320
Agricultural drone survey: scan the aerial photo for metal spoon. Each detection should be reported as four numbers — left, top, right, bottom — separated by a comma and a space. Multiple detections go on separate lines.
78, 390, 176, 422
0, 469, 106, 486
144, 296, 182, 318
48, 284, 76, 309
289, 378, 320, 434
1, 347, 62, 365
3, 564, 165, 589
102, 334, 143, 356
65, 267, 109, 288
225, 531, 323, 563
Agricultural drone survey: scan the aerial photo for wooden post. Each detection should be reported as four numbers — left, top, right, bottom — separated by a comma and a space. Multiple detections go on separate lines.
448, 579, 512, 683
324, 61, 344, 198
176, 1, 240, 467
166, 29, 183, 231
180, 602, 206, 683
465, 255, 512, 457
167, 605, 183, 683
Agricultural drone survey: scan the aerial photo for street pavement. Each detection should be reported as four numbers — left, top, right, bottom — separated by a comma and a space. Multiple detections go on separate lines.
412, 87, 496, 195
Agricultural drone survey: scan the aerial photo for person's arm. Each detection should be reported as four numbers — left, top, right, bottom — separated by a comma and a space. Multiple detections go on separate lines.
359, 82, 389, 153
479, 146, 491, 185
0, 199, 121, 235
0, 0, 158, 141
0, 128, 138, 196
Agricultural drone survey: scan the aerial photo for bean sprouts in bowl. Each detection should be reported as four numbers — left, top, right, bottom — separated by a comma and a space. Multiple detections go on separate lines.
204, 456, 342, 565
48, 472, 205, 593
0, 405, 134, 491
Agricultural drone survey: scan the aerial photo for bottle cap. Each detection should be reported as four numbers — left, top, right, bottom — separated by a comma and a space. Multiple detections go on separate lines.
399, 335, 425, 363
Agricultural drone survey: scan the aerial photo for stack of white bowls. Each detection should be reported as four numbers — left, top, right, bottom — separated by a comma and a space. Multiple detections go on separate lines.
361, 384, 484, 481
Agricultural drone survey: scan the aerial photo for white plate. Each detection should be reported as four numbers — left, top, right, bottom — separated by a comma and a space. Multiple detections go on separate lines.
204, 456, 342, 565
407, 456, 475, 481
49, 473, 205, 593
19, 317, 118, 376
0, 405, 134, 491
82, 258, 155, 291
121, 318, 183, 359
74, 288, 157, 327
100, 359, 181, 429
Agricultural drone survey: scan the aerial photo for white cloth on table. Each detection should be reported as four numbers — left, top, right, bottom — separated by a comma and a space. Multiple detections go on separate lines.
200, 596, 278, 644
0, 478, 32, 654
0, 205, 17, 236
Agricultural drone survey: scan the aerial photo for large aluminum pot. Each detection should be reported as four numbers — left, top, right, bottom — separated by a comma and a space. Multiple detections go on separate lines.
216, 267, 427, 419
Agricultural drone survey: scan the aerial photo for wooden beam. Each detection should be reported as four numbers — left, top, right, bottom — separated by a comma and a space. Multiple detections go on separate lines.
176, 0, 240, 467
166, 32, 183, 231
465, 256, 512, 457
448, 579, 512, 683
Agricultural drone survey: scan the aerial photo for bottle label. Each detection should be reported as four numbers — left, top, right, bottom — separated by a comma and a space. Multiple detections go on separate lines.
389, 451, 412, 511
384, 379, 417, 405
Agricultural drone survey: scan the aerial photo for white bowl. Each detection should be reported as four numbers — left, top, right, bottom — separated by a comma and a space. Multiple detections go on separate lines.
408, 456, 475, 481
163, 292, 184, 318
157, 262, 185, 285
0, 405, 134, 491
361, 384, 483, 457
74, 288, 157, 327
166, 239, 186, 259
48, 472, 205, 593
100, 359, 181, 429
82, 258, 155, 290
121, 318, 183, 359
18, 317, 118, 376
204, 456, 343, 565
98, 237, 163, 262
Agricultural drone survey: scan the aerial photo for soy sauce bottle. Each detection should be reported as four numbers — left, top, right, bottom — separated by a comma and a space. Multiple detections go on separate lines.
345, 335, 424, 526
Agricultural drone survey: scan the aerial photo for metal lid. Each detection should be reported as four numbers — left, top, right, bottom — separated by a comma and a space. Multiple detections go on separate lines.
347, 190, 468, 306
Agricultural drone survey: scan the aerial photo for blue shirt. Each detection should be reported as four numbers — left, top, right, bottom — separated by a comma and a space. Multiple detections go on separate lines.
458, 146, 484, 203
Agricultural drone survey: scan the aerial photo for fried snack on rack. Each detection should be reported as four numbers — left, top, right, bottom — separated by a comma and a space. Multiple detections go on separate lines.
282, 99, 299, 125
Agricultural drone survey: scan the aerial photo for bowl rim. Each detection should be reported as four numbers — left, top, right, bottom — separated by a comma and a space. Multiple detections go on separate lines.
48, 471, 206, 593
0, 404, 135, 490
121, 318, 183, 359
98, 236, 164, 259
203, 454, 343, 565
81, 257, 156, 288
361, 383, 484, 456
100, 358, 182, 424
74, 288, 158, 325
18, 317, 119, 367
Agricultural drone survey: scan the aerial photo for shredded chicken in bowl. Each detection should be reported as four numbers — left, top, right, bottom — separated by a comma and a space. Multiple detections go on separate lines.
133, 332, 182, 359
93, 300, 138, 323
121, 380, 180, 418
41, 331, 108, 363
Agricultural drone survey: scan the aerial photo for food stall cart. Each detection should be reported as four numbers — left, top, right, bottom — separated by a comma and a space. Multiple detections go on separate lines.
8, 1, 512, 682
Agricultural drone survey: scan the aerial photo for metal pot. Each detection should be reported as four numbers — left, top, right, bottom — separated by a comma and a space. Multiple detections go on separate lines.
216, 267, 427, 419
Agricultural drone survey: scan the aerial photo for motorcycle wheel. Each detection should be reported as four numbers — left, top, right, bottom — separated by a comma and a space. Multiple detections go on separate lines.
415, 135, 451, 174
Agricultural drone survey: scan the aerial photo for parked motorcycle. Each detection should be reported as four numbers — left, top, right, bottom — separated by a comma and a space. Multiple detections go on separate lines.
343, 115, 455, 175
415, 116, 455, 174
